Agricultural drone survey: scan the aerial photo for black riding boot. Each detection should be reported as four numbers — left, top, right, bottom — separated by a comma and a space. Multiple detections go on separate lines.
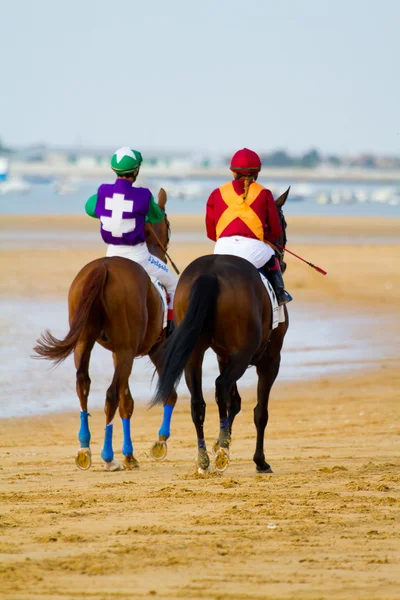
260, 257, 292, 306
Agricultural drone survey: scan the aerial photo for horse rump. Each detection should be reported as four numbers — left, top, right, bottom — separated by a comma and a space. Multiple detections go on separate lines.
33, 262, 108, 367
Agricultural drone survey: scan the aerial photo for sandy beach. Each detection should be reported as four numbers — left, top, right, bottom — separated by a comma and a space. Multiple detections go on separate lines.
0, 214, 399, 599
1, 214, 400, 309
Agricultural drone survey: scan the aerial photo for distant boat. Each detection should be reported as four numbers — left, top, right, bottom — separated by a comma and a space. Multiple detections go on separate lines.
0, 178, 31, 195
386, 192, 400, 206
291, 182, 314, 199
269, 185, 306, 202
371, 187, 395, 204
315, 186, 400, 206
53, 177, 81, 195
157, 181, 207, 200
0, 157, 32, 195
0, 157, 9, 182
316, 193, 330, 205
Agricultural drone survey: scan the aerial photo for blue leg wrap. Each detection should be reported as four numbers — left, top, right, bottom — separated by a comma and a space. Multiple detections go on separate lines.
198, 438, 206, 449
220, 417, 230, 430
121, 418, 133, 457
78, 410, 91, 448
158, 404, 174, 438
101, 423, 114, 462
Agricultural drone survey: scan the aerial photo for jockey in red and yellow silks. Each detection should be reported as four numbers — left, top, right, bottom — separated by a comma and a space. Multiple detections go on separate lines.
206, 180, 282, 243
206, 148, 292, 305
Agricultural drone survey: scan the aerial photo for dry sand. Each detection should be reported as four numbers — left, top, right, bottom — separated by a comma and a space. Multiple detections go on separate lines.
0, 215, 399, 599
1, 368, 399, 600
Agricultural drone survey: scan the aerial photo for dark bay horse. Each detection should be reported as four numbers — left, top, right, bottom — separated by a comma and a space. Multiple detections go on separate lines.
152, 189, 290, 473
34, 190, 177, 471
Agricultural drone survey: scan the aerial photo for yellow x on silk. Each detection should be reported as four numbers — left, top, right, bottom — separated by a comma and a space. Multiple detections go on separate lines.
216, 181, 265, 240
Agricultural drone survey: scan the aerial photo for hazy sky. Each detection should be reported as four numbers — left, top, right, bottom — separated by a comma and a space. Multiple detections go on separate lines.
1, 0, 399, 154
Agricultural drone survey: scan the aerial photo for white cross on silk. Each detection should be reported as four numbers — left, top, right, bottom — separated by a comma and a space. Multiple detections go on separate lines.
100, 193, 136, 238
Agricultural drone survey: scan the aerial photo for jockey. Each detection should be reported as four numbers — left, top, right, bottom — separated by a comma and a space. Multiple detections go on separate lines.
206, 148, 292, 305
85, 147, 178, 335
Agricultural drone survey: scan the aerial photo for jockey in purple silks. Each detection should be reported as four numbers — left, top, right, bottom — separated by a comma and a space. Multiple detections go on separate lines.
85, 147, 177, 336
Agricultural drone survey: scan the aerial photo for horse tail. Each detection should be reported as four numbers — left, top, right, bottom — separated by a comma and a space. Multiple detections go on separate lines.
151, 273, 219, 406
33, 262, 108, 367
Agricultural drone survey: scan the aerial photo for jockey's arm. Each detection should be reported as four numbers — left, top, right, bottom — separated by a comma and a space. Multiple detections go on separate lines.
146, 195, 165, 224
205, 190, 217, 241
85, 194, 99, 218
264, 189, 282, 242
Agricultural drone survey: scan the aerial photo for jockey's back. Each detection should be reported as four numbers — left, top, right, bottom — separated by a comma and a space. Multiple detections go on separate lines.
95, 178, 151, 247
206, 178, 282, 243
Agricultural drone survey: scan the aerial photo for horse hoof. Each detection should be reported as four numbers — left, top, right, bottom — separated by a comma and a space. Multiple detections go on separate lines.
256, 465, 273, 474
75, 448, 92, 471
214, 448, 230, 472
104, 459, 121, 472
212, 440, 220, 455
150, 441, 168, 461
123, 455, 139, 469
198, 450, 211, 472
197, 466, 212, 475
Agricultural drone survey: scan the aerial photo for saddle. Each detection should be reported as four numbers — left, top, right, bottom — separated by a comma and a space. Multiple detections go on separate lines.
150, 277, 168, 329
258, 272, 285, 330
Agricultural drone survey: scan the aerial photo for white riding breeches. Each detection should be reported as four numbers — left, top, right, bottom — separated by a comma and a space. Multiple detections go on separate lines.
214, 236, 274, 269
106, 243, 177, 309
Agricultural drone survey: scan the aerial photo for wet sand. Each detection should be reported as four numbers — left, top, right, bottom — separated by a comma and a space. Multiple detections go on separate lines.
0, 215, 399, 599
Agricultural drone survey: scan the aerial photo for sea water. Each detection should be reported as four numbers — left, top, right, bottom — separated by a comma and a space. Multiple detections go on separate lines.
1, 178, 400, 217
0, 298, 396, 418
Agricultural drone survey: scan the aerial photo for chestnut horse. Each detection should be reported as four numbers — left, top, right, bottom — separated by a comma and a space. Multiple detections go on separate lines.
151, 189, 290, 473
34, 190, 177, 471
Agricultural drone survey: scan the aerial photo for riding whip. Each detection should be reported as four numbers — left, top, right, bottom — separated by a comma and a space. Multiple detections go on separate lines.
267, 241, 327, 275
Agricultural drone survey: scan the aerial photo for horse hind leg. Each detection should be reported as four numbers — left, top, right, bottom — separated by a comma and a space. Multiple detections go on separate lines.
74, 340, 95, 471
185, 348, 210, 473
118, 354, 139, 470
213, 354, 250, 472
101, 350, 134, 472
101, 383, 120, 471
149, 349, 178, 461
213, 357, 243, 453
253, 354, 281, 473
212, 383, 242, 454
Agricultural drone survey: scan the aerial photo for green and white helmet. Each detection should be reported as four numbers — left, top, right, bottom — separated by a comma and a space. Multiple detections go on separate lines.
110, 147, 143, 175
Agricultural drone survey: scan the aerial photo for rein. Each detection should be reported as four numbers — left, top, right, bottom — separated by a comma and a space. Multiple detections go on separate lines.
146, 224, 180, 275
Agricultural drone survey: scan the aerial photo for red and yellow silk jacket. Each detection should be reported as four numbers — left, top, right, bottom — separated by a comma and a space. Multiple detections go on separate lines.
205, 179, 282, 243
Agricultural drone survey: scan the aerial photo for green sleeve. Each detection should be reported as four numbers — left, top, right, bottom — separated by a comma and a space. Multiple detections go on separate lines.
146, 195, 165, 224
85, 194, 99, 218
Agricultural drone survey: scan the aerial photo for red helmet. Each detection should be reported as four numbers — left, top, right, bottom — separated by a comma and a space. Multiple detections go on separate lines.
230, 148, 262, 175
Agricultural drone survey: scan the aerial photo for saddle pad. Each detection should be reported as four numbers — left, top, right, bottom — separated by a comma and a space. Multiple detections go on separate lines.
258, 272, 285, 330
150, 277, 168, 329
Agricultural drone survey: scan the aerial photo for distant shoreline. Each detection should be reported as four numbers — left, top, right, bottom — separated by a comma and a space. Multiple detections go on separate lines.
9, 161, 400, 184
